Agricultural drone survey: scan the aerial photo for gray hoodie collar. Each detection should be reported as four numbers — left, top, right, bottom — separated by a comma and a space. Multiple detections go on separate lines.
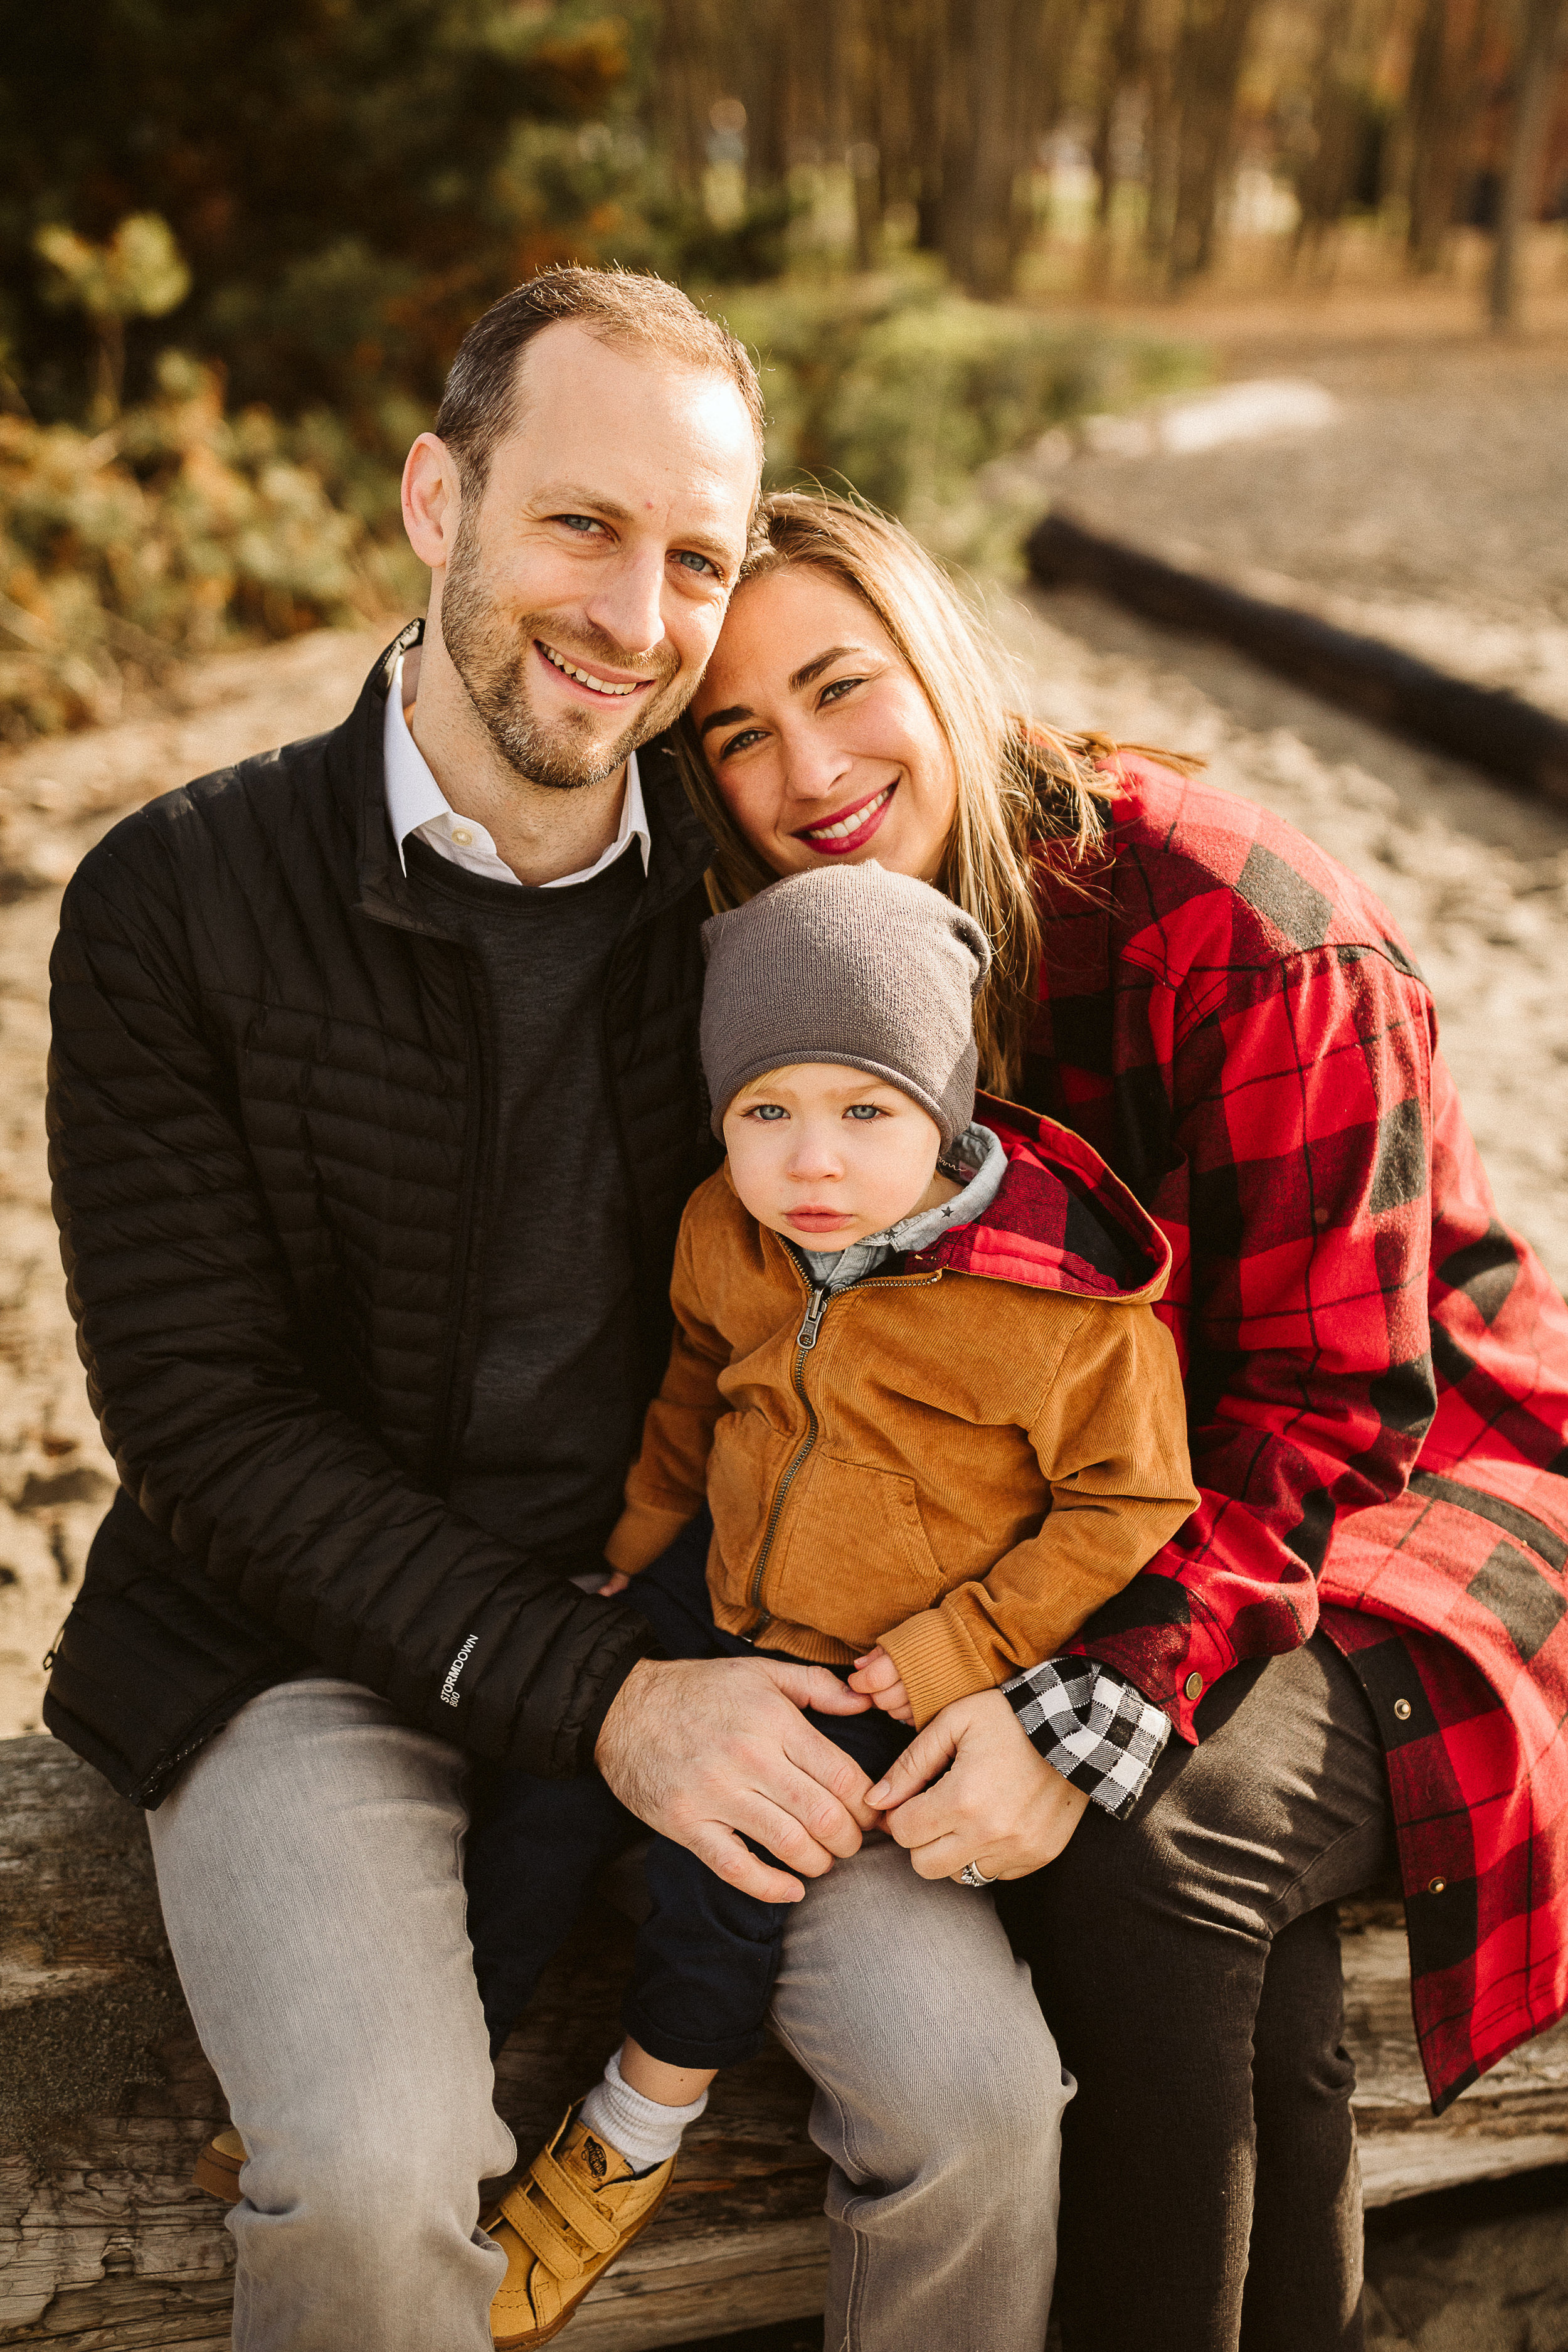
793, 1121, 1007, 1295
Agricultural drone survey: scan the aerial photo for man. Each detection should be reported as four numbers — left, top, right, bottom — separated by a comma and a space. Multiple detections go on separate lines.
45, 269, 1066, 2352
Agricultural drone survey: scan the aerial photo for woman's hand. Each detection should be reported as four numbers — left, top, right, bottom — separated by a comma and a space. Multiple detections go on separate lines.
866, 1688, 1089, 1882
849, 1645, 914, 1724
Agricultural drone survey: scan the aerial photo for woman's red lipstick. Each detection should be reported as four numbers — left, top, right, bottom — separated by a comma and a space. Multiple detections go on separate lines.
793, 781, 896, 857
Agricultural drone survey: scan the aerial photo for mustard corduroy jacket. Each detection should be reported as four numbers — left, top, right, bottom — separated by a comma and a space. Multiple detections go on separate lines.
606, 1096, 1200, 1728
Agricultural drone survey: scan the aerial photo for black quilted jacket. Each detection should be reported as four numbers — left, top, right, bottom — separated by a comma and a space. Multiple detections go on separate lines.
43, 627, 718, 1805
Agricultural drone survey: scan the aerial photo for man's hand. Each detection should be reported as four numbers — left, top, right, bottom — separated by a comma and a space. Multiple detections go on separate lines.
866, 1688, 1089, 1883
595, 1655, 880, 1904
848, 1645, 913, 1724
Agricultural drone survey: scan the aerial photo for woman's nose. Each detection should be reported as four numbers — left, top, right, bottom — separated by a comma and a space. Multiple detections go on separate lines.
778, 723, 854, 806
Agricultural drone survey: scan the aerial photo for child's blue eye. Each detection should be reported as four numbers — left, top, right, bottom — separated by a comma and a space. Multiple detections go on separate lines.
845, 1104, 886, 1121
750, 1103, 788, 1121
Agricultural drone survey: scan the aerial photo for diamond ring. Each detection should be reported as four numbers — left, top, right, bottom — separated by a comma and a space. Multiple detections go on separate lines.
958, 1860, 997, 1888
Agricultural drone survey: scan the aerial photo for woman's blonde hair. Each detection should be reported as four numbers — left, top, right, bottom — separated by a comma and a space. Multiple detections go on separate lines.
674, 491, 1194, 1098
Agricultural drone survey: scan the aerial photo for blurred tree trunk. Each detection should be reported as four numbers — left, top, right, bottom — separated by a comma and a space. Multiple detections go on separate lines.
1086, 0, 1147, 285
1141, 0, 1186, 265
654, 0, 716, 194
785, 0, 832, 166
1487, 0, 1568, 322
872, 0, 926, 235
1405, 0, 1494, 271
1165, 0, 1264, 282
1020, 0, 1099, 260
845, 0, 889, 267
1293, 0, 1397, 266
937, 0, 1092, 295
741, 0, 792, 193
940, 0, 1018, 293
910, 0, 949, 249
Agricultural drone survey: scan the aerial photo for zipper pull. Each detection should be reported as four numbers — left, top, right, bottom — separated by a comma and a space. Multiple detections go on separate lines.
797, 1287, 828, 1350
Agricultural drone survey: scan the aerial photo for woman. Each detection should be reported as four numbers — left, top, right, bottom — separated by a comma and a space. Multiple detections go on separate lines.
678, 492, 1568, 2351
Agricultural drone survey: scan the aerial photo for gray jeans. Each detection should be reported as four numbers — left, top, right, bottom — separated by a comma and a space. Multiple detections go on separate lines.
147, 1677, 1069, 2352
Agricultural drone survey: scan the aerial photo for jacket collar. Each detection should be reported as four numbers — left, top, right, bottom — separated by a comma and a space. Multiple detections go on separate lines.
331, 622, 714, 938
909, 1092, 1173, 1302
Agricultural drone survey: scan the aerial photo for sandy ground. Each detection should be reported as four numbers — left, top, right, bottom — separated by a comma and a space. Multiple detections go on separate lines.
1027, 326, 1568, 720
1, 594, 1563, 1742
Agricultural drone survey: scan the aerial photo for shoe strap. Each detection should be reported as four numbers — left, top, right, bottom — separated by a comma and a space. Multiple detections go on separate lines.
497, 2182, 588, 2282
504, 2146, 620, 2265
533, 2145, 620, 2252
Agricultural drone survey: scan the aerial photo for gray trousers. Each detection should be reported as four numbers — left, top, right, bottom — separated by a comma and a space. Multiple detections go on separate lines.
147, 1677, 1069, 2352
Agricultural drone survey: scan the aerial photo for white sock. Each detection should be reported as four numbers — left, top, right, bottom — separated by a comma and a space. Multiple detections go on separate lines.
579, 2045, 707, 2175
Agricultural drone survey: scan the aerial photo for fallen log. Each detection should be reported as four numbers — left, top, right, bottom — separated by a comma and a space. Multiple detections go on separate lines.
4, 1734, 1568, 2349
1024, 508, 1568, 807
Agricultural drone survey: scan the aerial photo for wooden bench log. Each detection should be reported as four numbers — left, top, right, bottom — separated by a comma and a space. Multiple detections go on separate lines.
1024, 507, 1568, 807
5, 1733, 1568, 2350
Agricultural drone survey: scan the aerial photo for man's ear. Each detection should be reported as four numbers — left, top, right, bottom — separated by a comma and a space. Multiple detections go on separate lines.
402, 432, 463, 573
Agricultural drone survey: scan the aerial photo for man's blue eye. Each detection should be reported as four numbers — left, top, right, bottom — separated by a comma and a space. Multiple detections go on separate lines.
561, 515, 600, 534
675, 550, 716, 575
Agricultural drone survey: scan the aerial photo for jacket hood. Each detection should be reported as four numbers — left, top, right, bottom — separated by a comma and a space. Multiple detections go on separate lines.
906, 1093, 1172, 1303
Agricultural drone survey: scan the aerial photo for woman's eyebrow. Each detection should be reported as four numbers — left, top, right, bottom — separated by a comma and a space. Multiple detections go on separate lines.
697, 645, 871, 740
698, 702, 753, 739
789, 644, 866, 692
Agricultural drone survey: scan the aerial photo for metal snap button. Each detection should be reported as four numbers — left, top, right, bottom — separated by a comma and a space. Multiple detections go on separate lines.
1428, 1876, 1447, 1895
1184, 1671, 1203, 1701
1394, 1698, 1412, 1720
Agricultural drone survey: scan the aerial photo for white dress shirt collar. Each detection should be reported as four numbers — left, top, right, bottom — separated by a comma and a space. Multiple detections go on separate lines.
382, 651, 651, 890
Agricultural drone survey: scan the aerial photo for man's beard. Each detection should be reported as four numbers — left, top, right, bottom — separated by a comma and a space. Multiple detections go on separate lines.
439, 506, 683, 792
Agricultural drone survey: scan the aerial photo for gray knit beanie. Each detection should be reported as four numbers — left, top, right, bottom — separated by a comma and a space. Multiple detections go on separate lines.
700, 864, 992, 1151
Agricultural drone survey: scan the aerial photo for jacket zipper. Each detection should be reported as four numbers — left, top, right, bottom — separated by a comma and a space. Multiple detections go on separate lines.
745, 1264, 942, 1629
746, 1285, 828, 1616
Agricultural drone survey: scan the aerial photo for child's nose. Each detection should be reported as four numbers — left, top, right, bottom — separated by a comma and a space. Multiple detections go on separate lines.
787, 1135, 840, 1179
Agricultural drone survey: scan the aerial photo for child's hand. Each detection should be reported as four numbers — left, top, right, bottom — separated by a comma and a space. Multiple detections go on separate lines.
849, 1646, 914, 1725
600, 1571, 630, 1596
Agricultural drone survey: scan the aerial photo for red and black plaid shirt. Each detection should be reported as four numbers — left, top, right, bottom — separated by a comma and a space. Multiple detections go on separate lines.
1025, 760, 1568, 2113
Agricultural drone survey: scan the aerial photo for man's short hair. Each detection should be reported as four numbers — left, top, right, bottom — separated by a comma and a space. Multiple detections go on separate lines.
435, 265, 765, 495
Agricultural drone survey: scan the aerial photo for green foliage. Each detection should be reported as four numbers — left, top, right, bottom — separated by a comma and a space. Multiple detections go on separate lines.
34, 213, 194, 423
655, 187, 803, 288
34, 215, 191, 332
0, 3, 1211, 739
1, 0, 646, 424
719, 273, 1207, 522
0, 354, 415, 741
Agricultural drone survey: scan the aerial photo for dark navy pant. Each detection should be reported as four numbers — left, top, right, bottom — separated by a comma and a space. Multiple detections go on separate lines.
464, 1512, 914, 2069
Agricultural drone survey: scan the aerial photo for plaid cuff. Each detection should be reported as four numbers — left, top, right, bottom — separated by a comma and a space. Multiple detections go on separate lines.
1002, 1658, 1172, 1821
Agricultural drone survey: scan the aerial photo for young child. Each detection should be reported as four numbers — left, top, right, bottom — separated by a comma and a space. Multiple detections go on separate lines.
475, 862, 1197, 2349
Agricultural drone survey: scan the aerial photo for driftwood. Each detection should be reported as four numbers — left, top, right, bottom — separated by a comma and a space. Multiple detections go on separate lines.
5, 1734, 1568, 2350
1024, 508, 1568, 807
